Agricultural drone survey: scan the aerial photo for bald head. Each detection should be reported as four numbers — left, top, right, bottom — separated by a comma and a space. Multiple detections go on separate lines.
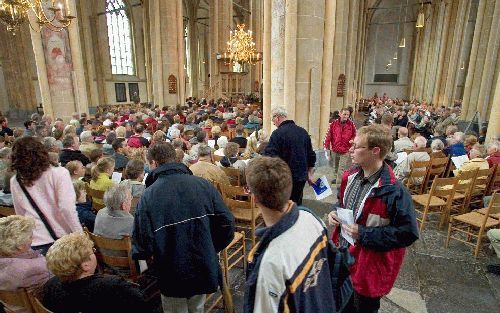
398, 127, 409, 138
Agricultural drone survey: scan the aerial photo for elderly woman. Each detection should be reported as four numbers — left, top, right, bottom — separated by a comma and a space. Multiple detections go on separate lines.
214, 136, 228, 156
79, 131, 98, 158
93, 185, 134, 240
42, 232, 147, 313
429, 139, 446, 158
11, 137, 82, 255
0, 215, 51, 313
220, 142, 247, 171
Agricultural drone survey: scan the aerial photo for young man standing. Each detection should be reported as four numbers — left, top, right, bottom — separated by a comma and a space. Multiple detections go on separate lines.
323, 108, 356, 184
244, 157, 338, 313
328, 124, 419, 313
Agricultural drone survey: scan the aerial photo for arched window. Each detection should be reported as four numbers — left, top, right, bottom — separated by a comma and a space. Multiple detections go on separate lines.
106, 0, 134, 75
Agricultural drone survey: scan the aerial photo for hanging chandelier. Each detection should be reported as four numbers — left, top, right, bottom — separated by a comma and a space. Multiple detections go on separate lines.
224, 23, 261, 66
0, 0, 75, 35
416, 1, 424, 28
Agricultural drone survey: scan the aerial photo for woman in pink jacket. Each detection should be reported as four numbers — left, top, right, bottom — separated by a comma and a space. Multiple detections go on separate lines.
10, 137, 82, 255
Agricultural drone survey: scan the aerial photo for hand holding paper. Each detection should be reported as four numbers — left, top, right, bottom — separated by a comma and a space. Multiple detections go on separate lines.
337, 208, 355, 245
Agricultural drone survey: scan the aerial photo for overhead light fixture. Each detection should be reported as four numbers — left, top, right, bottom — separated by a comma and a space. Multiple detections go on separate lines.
0, 0, 75, 36
399, 0, 408, 47
393, 52, 398, 60
416, 1, 424, 28
224, 23, 261, 66
460, 62, 465, 70
388, 59, 392, 66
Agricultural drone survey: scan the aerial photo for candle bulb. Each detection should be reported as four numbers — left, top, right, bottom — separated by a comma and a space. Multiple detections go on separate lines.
65, 0, 71, 16
58, 3, 64, 17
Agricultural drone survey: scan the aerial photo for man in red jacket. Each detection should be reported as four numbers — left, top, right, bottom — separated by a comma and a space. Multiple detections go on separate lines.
324, 108, 356, 184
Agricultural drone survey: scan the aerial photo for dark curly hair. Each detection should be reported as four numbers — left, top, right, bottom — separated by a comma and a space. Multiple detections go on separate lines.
11, 137, 51, 187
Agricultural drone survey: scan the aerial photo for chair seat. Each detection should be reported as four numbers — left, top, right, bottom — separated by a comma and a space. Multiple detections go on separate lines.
453, 192, 466, 200
475, 208, 500, 219
232, 207, 261, 222
452, 212, 500, 228
412, 194, 446, 206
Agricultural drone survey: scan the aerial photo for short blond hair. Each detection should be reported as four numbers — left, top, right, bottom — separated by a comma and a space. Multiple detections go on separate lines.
46, 232, 94, 282
357, 124, 393, 159
73, 179, 86, 199
0, 215, 35, 256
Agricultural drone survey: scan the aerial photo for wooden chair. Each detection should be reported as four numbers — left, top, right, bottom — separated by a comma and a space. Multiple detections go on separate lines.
205, 232, 245, 313
85, 185, 105, 212
221, 231, 246, 284
221, 184, 262, 247
446, 192, 500, 257
27, 288, 54, 313
486, 164, 499, 195
423, 156, 449, 192
405, 160, 430, 195
450, 169, 478, 215
84, 227, 139, 281
412, 177, 458, 232
0, 288, 34, 313
221, 167, 242, 186
228, 128, 236, 140
0, 205, 15, 217
468, 167, 495, 209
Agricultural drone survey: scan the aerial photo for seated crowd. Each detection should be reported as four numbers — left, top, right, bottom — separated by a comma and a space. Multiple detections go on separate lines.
0, 93, 499, 313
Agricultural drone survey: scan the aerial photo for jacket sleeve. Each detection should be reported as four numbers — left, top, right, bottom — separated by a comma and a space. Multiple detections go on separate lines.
357, 185, 419, 252
263, 132, 280, 157
210, 186, 235, 252
306, 135, 317, 168
323, 123, 333, 150
55, 169, 83, 232
131, 197, 155, 260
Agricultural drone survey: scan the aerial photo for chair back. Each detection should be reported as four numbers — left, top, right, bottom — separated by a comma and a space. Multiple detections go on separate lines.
131, 197, 140, 215
428, 177, 458, 208
406, 160, 430, 194
84, 228, 138, 280
474, 167, 495, 192
486, 164, 500, 195
0, 206, 15, 217
0, 288, 34, 313
27, 287, 54, 313
85, 185, 106, 212
455, 168, 479, 195
221, 184, 259, 223
424, 157, 449, 190
221, 167, 241, 186
229, 128, 236, 140
481, 192, 500, 228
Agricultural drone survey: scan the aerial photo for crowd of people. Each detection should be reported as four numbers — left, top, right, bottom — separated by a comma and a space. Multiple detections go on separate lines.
0, 92, 498, 313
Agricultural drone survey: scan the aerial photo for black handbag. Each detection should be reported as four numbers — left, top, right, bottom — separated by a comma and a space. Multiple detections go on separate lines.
16, 175, 58, 240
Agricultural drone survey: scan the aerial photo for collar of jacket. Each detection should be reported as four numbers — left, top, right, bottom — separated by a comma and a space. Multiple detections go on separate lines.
250, 203, 300, 263
346, 163, 398, 197
154, 162, 193, 177
278, 120, 295, 128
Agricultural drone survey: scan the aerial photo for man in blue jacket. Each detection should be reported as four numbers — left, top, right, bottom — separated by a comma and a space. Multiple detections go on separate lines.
132, 142, 235, 313
264, 106, 316, 205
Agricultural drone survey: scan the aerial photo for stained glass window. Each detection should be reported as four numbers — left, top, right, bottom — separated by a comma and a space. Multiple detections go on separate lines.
106, 0, 134, 75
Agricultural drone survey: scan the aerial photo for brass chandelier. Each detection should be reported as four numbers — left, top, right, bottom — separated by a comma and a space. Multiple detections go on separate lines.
224, 23, 261, 66
0, 0, 75, 35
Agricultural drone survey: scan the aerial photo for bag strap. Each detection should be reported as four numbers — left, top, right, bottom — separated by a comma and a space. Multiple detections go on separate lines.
16, 175, 58, 240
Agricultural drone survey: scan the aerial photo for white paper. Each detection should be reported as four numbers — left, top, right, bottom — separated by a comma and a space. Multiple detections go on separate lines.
138, 260, 148, 273
337, 208, 355, 245
207, 140, 216, 149
111, 172, 122, 184
451, 155, 469, 170
311, 176, 333, 200
395, 152, 408, 165
142, 173, 148, 184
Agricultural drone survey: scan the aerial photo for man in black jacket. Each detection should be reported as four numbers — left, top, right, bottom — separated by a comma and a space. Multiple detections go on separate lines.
132, 142, 235, 313
264, 106, 316, 205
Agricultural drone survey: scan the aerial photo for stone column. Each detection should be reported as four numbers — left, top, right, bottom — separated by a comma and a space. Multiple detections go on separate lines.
319, 0, 336, 144
147, 0, 186, 107
270, 0, 285, 112
485, 72, 499, 142
462, 0, 499, 120
187, 0, 200, 98
263, 0, 272, 136
283, 0, 297, 120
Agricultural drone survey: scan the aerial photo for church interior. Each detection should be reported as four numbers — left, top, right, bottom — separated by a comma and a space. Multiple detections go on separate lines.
0, 0, 499, 312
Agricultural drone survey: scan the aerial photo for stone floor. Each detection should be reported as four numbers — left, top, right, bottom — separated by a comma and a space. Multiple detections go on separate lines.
208, 159, 500, 313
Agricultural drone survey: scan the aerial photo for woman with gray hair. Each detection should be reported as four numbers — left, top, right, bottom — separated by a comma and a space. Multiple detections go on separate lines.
93, 185, 134, 240
214, 135, 228, 156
